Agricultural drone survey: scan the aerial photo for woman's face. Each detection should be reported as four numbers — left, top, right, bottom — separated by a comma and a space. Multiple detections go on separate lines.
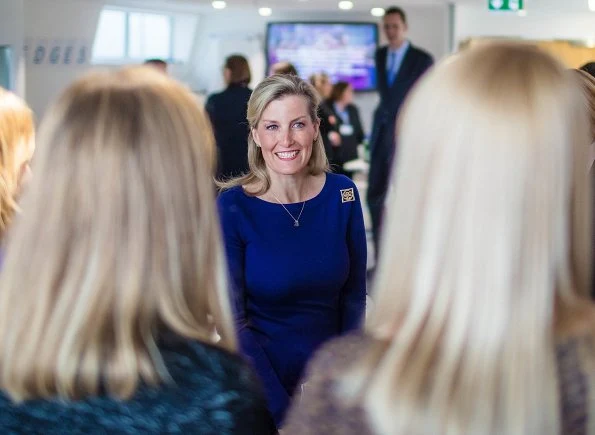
252, 95, 319, 178
320, 79, 332, 99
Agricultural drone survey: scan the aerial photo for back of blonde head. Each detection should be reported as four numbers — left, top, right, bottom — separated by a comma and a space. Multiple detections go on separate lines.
345, 43, 592, 435
0, 88, 33, 237
0, 68, 236, 402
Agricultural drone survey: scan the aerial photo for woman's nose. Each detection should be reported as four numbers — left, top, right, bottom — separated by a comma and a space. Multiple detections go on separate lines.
280, 128, 293, 147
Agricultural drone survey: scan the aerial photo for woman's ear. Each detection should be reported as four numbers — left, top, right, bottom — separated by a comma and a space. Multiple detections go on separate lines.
252, 128, 261, 147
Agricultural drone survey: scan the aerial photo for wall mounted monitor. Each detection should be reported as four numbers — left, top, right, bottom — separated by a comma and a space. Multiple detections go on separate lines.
266, 22, 379, 91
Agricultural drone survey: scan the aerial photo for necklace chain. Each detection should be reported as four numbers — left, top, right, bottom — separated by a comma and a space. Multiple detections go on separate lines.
271, 193, 306, 227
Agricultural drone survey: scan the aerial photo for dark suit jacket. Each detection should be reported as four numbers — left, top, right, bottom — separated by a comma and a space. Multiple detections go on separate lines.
328, 102, 365, 164
367, 44, 433, 205
205, 84, 252, 181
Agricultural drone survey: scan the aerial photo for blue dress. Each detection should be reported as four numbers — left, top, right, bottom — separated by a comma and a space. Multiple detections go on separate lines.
217, 173, 367, 426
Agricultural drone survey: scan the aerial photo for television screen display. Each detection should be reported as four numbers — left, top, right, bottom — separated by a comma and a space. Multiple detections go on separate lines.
266, 22, 379, 91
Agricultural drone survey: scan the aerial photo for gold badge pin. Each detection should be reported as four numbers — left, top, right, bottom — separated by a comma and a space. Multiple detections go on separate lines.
340, 188, 355, 203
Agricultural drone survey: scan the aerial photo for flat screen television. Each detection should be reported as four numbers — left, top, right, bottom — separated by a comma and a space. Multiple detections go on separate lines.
266, 22, 379, 91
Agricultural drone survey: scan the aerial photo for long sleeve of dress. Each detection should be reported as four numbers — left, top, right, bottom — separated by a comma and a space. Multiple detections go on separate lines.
217, 196, 290, 426
340, 188, 367, 332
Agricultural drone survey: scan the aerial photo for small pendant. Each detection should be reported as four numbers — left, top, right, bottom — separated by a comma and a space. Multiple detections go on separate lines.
294, 220, 299, 227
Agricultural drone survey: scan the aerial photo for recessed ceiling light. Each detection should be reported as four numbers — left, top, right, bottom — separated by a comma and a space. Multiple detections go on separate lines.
338, 1, 354, 10
370, 7, 385, 17
259, 7, 272, 16
212, 0, 226, 9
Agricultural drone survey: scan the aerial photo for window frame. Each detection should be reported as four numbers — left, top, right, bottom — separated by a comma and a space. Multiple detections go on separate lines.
92, 6, 178, 65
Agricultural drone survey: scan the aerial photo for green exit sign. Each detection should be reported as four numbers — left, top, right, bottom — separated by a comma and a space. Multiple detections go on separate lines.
489, 0, 524, 11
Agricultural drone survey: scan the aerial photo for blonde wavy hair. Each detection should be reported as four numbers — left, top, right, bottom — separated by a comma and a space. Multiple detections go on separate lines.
217, 74, 328, 194
0, 67, 236, 402
0, 88, 34, 237
343, 43, 592, 435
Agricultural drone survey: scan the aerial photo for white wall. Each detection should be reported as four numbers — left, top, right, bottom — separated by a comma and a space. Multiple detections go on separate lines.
22, 0, 203, 118
190, 5, 449, 134
0, 0, 25, 96
455, 0, 595, 48
24, 0, 104, 118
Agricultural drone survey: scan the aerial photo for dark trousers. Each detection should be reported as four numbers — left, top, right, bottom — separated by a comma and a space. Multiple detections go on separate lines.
366, 121, 395, 262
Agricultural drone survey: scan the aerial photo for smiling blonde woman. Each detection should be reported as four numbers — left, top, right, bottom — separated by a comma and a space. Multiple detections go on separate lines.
0, 68, 275, 434
217, 74, 366, 428
285, 43, 595, 435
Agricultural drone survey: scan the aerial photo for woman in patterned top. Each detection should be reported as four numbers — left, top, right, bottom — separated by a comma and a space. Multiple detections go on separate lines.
0, 68, 275, 434
285, 42, 595, 435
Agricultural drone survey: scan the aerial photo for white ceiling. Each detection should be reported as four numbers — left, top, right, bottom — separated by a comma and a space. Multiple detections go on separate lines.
123, 0, 595, 14
163, 0, 469, 12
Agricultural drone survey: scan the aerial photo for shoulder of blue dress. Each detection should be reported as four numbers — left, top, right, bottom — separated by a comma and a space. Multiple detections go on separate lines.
326, 172, 358, 190
216, 185, 246, 209
217, 185, 243, 199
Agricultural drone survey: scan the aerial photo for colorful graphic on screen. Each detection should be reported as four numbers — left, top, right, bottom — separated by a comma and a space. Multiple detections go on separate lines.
266, 22, 378, 91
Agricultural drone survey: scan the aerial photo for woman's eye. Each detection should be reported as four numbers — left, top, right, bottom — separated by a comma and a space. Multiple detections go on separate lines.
265, 125, 278, 131
293, 122, 305, 128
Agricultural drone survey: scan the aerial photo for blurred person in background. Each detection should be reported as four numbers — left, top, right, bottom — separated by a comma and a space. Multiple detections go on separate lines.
0, 68, 275, 434
269, 61, 298, 76
206, 54, 253, 181
310, 72, 342, 172
367, 5, 433, 264
571, 68, 595, 299
144, 58, 168, 74
328, 81, 365, 179
0, 88, 35, 239
580, 61, 595, 79
285, 43, 595, 435
218, 74, 366, 428
572, 69, 595, 171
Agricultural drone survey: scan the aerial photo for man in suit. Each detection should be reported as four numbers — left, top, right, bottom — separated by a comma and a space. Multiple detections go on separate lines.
367, 6, 433, 261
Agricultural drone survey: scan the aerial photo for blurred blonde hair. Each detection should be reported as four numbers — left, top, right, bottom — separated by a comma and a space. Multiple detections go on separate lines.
218, 74, 328, 194
0, 67, 236, 402
343, 43, 592, 435
0, 88, 34, 237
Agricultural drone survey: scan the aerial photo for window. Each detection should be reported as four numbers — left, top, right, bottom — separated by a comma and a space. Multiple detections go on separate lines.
129, 12, 171, 60
93, 10, 127, 59
92, 7, 197, 64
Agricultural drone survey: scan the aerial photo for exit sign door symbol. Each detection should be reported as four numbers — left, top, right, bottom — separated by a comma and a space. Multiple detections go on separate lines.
489, 0, 524, 11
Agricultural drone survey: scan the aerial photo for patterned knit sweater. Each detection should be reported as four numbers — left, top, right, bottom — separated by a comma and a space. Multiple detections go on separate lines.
285, 332, 595, 435
0, 336, 277, 434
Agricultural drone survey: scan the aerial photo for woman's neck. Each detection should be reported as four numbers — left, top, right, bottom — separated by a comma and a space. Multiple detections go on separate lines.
261, 170, 328, 204
267, 171, 311, 203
